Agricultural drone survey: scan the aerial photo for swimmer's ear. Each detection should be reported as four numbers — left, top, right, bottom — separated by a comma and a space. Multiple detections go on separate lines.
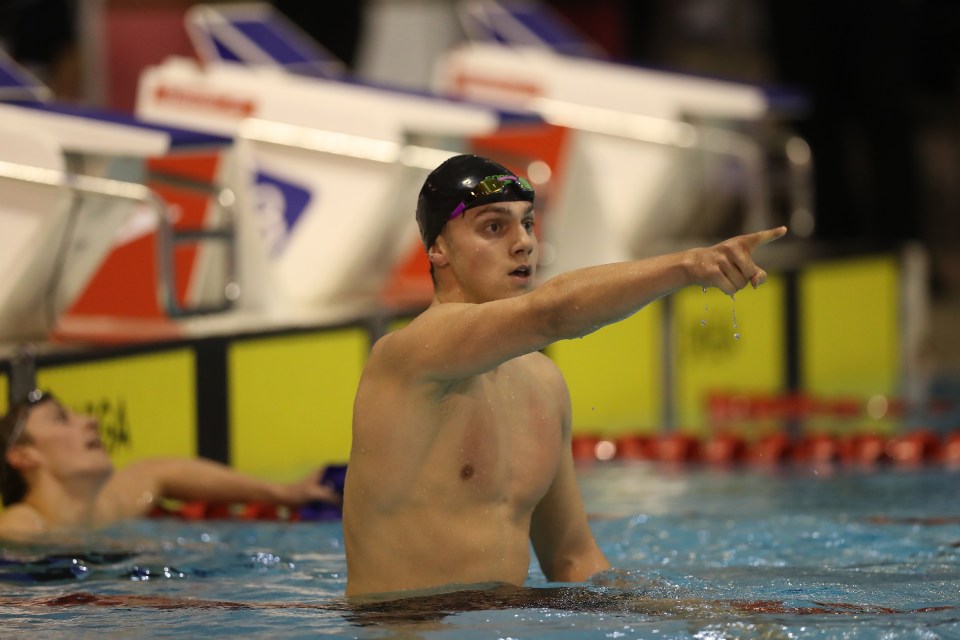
5, 444, 39, 472
427, 243, 449, 267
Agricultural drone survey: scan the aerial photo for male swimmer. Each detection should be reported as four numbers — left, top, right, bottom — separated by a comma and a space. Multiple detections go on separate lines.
342, 154, 786, 598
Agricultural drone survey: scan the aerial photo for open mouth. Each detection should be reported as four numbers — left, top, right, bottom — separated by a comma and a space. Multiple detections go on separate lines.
86, 438, 104, 450
510, 266, 531, 278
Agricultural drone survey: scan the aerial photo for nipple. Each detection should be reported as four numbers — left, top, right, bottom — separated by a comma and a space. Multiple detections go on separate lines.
460, 463, 475, 480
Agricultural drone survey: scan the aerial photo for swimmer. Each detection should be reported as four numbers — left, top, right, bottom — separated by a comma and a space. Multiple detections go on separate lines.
0, 389, 340, 540
342, 154, 787, 597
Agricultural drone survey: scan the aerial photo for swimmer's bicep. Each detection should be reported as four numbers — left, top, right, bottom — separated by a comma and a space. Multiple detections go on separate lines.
385, 299, 553, 381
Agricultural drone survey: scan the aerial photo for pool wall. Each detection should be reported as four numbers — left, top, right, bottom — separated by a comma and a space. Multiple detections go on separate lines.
0, 247, 938, 484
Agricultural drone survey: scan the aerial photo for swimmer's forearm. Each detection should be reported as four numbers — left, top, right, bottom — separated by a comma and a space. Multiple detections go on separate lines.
538, 540, 612, 584
136, 458, 309, 506
532, 227, 784, 341
532, 252, 692, 340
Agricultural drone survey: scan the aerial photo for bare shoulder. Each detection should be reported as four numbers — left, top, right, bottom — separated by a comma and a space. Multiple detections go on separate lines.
524, 350, 567, 389
97, 461, 163, 519
0, 503, 45, 539
373, 298, 553, 384
520, 351, 572, 427
364, 303, 472, 374
372, 304, 470, 355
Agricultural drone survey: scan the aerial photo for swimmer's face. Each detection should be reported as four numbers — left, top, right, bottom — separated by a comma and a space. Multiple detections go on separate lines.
9, 399, 112, 481
437, 199, 537, 303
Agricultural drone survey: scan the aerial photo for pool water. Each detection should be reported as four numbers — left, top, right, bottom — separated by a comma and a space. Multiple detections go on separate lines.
1, 463, 958, 639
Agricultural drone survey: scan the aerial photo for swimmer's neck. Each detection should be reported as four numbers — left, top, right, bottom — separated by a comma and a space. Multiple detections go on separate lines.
21, 472, 109, 528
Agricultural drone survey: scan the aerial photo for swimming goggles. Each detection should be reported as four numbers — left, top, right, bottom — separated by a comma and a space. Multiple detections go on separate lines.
450, 174, 534, 220
3, 389, 50, 455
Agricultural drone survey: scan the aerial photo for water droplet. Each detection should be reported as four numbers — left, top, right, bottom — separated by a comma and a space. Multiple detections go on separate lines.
730, 295, 740, 337
699, 287, 710, 328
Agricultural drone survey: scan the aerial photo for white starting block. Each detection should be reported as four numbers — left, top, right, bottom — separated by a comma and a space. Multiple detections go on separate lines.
0, 49, 235, 343
135, 3, 544, 321
430, 1, 809, 278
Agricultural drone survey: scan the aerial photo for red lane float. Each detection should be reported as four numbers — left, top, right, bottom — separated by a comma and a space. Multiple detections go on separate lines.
571, 434, 601, 461
701, 433, 748, 465
844, 433, 890, 466
749, 433, 795, 465
573, 428, 959, 468
652, 433, 700, 463
941, 430, 960, 465
614, 434, 652, 460
885, 429, 942, 466
794, 433, 843, 464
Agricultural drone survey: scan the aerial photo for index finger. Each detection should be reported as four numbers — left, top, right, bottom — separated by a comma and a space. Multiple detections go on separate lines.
743, 226, 788, 250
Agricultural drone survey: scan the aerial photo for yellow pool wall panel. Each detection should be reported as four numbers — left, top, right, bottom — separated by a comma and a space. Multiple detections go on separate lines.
800, 256, 900, 398
548, 301, 663, 436
36, 349, 198, 469
673, 277, 787, 434
228, 328, 367, 479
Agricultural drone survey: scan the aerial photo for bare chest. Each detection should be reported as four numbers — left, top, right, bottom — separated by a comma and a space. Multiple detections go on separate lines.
429, 365, 565, 509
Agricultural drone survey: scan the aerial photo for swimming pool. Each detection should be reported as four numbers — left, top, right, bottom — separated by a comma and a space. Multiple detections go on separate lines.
1, 462, 957, 639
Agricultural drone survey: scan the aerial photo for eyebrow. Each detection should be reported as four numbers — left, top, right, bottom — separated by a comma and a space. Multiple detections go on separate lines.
468, 203, 535, 219
32, 399, 63, 419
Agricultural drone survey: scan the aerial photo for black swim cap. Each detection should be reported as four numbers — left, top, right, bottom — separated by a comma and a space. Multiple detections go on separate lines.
416, 154, 535, 250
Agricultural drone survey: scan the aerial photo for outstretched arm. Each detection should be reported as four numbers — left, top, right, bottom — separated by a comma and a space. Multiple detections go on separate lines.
527, 226, 786, 339
388, 227, 788, 382
101, 458, 339, 519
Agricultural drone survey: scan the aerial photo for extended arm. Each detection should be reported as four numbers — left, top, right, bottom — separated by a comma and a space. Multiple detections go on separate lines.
102, 458, 339, 518
527, 225, 785, 339
389, 227, 788, 382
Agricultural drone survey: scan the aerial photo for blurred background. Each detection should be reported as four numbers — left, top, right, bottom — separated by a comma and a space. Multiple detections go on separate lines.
3, 1, 957, 284
1, 0, 958, 474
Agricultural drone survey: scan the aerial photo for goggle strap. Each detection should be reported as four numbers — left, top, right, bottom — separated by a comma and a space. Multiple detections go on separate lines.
448, 175, 532, 220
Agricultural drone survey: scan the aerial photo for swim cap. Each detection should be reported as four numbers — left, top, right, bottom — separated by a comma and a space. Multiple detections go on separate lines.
416, 154, 535, 250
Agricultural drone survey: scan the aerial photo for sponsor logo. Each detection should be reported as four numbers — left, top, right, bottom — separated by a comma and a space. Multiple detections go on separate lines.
452, 71, 542, 100
253, 170, 313, 258
153, 85, 256, 118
